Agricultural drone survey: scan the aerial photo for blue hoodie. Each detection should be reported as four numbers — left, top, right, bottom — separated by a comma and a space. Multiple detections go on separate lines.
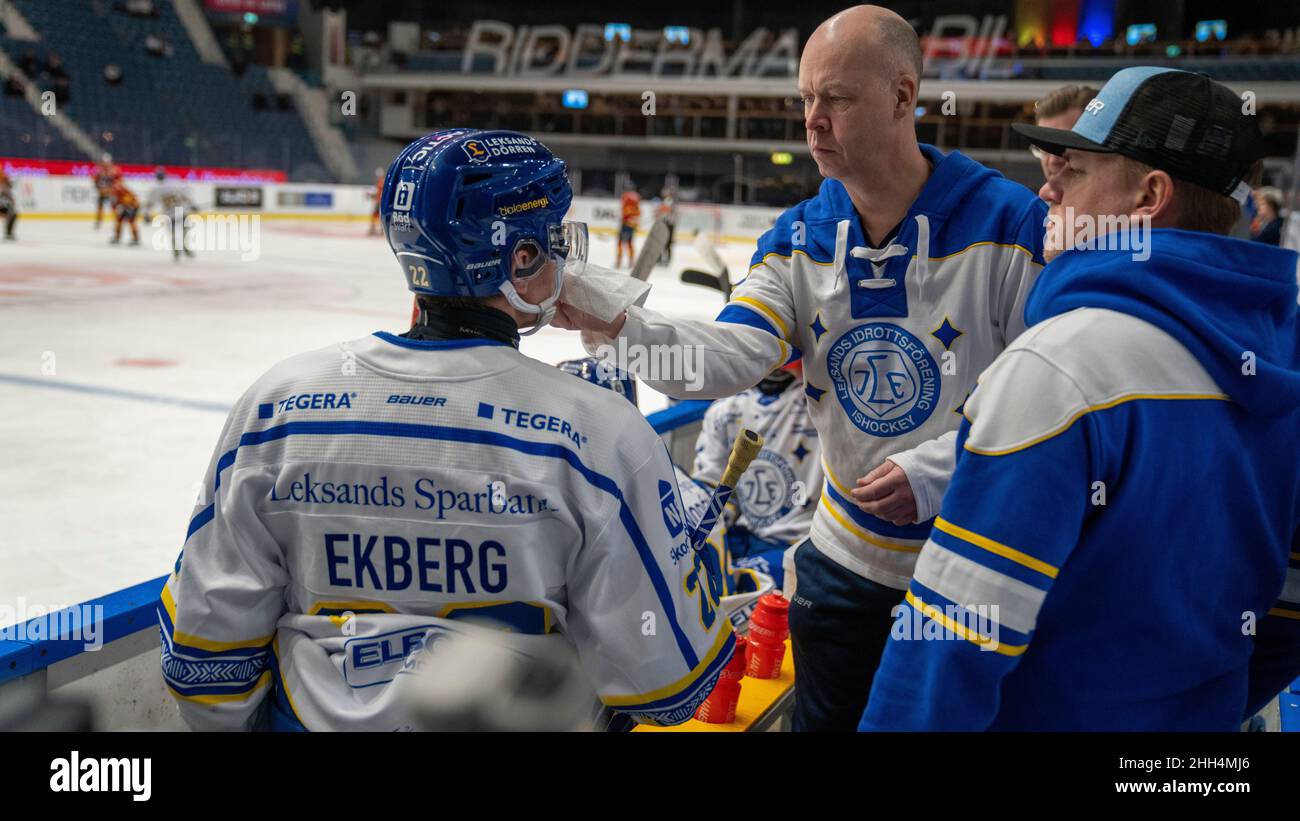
860, 229, 1300, 731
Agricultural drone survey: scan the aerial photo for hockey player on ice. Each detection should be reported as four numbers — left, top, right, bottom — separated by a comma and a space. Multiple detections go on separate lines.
0, 168, 17, 241
92, 153, 117, 230
107, 177, 141, 246
368, 166, 384, 235
144, 166, 197, 261
158, 128, 735, 731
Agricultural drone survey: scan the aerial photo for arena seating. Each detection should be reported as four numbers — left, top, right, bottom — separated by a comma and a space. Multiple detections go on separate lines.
0, 0, 328, 179
0, 54, 85, 160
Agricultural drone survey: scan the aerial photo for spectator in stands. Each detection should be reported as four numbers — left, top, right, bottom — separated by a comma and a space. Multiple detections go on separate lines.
44, 53, 68, 82
1029, 84, 1096, 186
18, 49, 38, 78
103, 63, 124, 87
119, 0, 159, 18
1251, 186, 1286, 245
145, 34, 172, 59
43, 54, 70, 105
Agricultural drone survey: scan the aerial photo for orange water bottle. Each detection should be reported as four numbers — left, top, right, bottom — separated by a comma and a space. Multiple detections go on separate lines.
694, 635, 748, 724
745, 592, 789, 679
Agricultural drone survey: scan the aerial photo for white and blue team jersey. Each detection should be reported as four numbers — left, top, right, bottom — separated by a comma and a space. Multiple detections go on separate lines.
693, 380, 823, 546
599, 145, 1047, 589
863, 231, 1300, 730
159, 332, 734, 731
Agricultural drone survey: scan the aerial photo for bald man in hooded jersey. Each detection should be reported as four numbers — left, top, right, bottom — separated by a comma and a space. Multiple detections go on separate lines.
557, 6, 1048, 730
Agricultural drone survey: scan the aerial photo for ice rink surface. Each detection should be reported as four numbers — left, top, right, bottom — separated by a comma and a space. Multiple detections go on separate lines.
0, 219, 758, 614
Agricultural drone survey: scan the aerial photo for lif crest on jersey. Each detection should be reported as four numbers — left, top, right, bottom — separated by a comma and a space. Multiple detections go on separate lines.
827, 323, 939, 437
736, 450, 798, 530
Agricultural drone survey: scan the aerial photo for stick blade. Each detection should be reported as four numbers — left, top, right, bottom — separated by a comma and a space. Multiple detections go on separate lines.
630, 219, 671, 281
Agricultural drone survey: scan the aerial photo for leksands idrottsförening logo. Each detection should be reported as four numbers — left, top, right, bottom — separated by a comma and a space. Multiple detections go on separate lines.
736, 450, 797, 529
827, 323, 939, 437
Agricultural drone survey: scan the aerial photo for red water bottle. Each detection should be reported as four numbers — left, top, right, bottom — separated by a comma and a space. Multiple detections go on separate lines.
746, 592, 789, 679
694, 635, 747, 724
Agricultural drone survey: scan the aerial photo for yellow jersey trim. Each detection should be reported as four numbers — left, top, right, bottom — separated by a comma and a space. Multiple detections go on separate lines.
907, 590, 1028, 656
731, 296, 791, 341
964, 392, 1231, 457
161, 582, 274, 652
602, 625, 735, 707
819, 496, 923, 554
934, 516, 1059, 579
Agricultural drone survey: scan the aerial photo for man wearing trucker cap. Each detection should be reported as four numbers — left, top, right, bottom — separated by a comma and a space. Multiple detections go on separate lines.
861, 68, 1300, 731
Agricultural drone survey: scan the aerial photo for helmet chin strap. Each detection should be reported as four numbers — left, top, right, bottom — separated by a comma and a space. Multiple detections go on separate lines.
499, 264, 565, 336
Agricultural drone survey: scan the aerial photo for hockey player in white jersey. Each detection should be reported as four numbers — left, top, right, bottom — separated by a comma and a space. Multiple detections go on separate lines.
158, 129, 735, 731
143, 167, 197, 261
556, 6, 1047, 730
692, 361, 822, 589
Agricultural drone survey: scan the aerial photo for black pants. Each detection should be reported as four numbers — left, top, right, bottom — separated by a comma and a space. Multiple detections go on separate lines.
788, 539, 906, 732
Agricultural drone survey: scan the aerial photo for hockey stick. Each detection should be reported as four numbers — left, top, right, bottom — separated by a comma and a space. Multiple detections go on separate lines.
629, 218, 671, 282
680, 268, 731, 298
688, 428, 764, 556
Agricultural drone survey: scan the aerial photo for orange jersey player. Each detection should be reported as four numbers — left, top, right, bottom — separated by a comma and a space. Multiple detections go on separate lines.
369, 167, 384, 235
93, 154, 119, 230
109, 180, 140, 246
615, 190, 640, 268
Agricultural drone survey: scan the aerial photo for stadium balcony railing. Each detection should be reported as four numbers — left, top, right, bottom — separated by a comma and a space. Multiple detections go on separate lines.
374, 45, 1300, 83
0, 400, 712, 730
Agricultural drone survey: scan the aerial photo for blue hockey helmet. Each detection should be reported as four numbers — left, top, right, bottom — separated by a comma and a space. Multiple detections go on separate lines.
381, 129, 587, 333
556, 357, 638, 408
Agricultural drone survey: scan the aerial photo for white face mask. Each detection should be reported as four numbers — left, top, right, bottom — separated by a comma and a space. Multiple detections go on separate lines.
499, 261, 564, 336
497, 223, 587, 336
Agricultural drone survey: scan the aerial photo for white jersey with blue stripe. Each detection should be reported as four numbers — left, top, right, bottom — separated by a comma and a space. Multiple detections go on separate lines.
606, 145, 1047, 589
159, 332, 734, 730
693, 381, 823, 546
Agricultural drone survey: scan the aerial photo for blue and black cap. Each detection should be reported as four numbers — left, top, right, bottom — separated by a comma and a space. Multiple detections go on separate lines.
1013, 67, 1262, 203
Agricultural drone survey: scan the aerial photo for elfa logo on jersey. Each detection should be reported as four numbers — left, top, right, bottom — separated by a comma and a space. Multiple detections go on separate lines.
259, 392, 356, 419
